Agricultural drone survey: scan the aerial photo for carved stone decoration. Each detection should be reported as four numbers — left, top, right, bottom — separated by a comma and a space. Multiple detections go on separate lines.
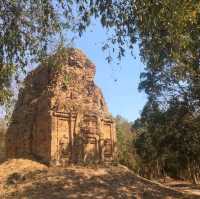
6, 48, 116, 165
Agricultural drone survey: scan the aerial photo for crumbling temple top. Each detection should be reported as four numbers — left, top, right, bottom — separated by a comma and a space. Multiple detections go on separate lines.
6, 48, 116, 165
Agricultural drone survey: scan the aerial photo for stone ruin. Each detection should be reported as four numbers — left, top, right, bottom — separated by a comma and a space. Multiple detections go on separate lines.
0, 120, 6, 163
6, 48, 116, 165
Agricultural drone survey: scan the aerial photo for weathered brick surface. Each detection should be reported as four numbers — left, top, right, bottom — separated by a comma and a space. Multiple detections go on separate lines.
0, 121, 6, 163
6, 49, 116, 165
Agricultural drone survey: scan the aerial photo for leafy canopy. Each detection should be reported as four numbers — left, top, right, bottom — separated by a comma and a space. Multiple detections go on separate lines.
1, 0, 200, 110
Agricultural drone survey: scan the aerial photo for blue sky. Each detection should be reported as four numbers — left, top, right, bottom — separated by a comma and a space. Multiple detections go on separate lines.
0, 20, 147, 122
69, 21, 147, 122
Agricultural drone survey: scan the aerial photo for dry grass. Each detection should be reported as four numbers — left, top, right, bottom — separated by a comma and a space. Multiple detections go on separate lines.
0, 159, 199, 199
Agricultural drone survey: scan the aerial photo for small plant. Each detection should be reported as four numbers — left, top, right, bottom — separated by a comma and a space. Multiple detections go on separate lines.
62, 75, 70, 89
85, 58, 93, 67
41, 45, 74, 70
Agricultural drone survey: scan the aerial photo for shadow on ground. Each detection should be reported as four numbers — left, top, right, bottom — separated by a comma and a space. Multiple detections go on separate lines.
1, 166, 199, 199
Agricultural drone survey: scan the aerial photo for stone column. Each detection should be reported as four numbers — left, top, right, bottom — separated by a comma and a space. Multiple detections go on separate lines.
99, 119, 105, 163
50, 112, 59, 165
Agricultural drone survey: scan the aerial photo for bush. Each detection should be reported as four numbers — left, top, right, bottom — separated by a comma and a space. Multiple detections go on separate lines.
115, 115, 139, 171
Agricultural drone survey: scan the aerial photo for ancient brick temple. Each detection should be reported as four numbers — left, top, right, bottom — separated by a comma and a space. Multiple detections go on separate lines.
6, 48, 116, 165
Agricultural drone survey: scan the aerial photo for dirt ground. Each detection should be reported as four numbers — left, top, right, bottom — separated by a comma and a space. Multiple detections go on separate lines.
161, 178, 200, 197
0, 159, 199, 199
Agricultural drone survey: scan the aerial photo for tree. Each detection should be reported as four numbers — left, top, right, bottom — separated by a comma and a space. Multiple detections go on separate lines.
137, 1, 200, 105
0, 0, 136, 106
1, 0, 61, 104
133, 1, 200, 183
115, 115, 138, 171
67, 1, 200, 106
134, 97, 200, 183
2, 0, 200, 107
134, 98, 166, 179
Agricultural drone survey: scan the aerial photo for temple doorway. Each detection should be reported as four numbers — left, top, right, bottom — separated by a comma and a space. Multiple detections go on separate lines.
57, 117, 71, 164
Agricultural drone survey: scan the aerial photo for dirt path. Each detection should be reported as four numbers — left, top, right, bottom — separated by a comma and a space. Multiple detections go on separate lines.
0, 159, 199, 199
163, 180, 200, 196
